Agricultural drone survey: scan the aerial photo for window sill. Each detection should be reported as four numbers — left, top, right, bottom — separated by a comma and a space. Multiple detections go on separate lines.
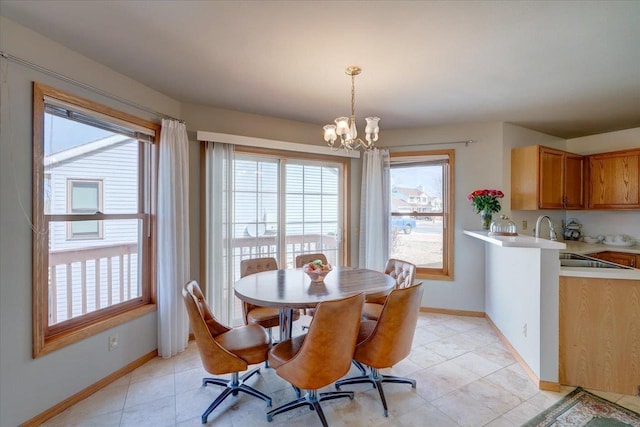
417, 271, 453, 281
34, 303, 156, 358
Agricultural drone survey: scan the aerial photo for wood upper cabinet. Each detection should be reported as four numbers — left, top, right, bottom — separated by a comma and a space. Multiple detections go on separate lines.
512, 145, 584, 210
588, 149, 640, 209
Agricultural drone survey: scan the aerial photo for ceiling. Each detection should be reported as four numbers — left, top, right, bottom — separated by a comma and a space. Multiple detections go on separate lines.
1, 0, 639, 139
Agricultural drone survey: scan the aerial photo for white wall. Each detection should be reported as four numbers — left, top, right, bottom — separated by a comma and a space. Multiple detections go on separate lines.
566, 127, 640, 242
484, 245, 560, 382
0, 17, 181, 426
384, 122, 504, 312
485, 246, 542, 374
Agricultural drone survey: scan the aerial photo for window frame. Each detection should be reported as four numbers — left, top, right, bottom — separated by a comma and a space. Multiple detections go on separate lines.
32, 82, 159, 358
66, 178, 104, 240
232, 145, 351, 268
389, 149, 455, 280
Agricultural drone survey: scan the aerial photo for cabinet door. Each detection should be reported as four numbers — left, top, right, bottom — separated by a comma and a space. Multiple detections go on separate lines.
605, 252, 636, 268
539, 147, 564, 209
560, 276, 640, 395
588, 251, 636, 267
564, 154, 584, 209
589, 151, 640, 209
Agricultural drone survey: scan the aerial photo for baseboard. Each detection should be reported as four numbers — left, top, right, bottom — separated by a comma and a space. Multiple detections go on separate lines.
20, 349, 158, 427
485, 315, 561, 392
419, 306, 486, 318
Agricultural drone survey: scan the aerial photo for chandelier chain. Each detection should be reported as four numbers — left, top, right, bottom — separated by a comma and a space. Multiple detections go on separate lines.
351, 73, 356, 119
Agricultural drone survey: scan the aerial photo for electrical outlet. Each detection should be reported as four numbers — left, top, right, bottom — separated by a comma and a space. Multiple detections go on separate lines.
108, 334, 119, 351
522, 323, 527, 337
522, 220, 528, 230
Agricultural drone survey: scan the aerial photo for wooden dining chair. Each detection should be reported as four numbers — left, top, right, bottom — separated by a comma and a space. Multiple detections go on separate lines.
335, 283, 424, 417
362, 258, 416, 321
266, 293, 365, 426
182, 281, 272, 423
240, 257, 300, 340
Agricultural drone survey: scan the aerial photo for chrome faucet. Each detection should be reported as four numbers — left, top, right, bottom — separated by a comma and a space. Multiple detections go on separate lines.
535, 215, 558, 241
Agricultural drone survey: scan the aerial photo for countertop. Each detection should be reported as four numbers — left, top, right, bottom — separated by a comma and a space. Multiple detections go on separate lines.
463, 230, 567, 249
561, 240, 640, 255
465, 230, 640, 280
560, 241, 640, 280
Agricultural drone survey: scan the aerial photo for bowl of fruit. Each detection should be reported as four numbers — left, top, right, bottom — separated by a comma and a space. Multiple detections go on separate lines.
303, 260, 332, 282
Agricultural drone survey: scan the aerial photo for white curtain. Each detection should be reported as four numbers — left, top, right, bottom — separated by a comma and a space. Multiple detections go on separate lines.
204, 141, 234, 325
359, 148, 390, 270
157, 119, 190, 358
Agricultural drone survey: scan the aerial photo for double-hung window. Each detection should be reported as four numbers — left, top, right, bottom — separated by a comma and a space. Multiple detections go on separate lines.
32, 83, 159, 357
388, 150, 455, 279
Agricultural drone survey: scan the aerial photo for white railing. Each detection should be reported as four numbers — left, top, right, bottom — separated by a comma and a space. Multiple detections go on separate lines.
49, 242, 138, 324
48, 234, 338, 325
232, 233, 338, 269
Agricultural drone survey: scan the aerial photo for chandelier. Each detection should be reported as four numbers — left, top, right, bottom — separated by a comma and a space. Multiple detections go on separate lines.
323, 66, 380, 151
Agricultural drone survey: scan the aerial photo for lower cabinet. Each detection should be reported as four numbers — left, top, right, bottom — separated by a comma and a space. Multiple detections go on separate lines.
588, 251, 637, 268
559, 276, 640, 395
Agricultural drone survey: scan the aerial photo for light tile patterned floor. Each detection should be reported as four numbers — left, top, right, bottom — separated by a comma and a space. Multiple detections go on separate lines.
42, 313, 640, 426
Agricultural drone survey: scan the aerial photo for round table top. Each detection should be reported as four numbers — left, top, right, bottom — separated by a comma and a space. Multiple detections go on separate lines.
234, 266, 396, 309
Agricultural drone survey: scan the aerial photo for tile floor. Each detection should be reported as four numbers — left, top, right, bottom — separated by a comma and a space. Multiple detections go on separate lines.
42, 313, 640, 426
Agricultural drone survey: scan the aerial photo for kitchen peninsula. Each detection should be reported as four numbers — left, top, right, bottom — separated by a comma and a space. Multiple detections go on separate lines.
465, 230, 640, 395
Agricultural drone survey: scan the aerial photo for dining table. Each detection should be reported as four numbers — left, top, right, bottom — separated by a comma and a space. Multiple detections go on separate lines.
234, 266, 396, 341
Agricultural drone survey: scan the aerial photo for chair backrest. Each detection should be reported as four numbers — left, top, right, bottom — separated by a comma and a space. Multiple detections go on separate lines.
239, 258, 279, 324
240, 257, 278, 278
295, 253, 328, 268
276, 293, 364, 390
183, 281, 247, 375
355, 283, 424, 369
384, 258, 416, 289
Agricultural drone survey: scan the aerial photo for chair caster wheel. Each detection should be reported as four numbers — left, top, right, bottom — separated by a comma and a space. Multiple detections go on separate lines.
267, 415, 273, 422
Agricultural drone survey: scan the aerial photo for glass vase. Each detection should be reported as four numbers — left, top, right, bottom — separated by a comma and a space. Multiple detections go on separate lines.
480, 211, 493, 230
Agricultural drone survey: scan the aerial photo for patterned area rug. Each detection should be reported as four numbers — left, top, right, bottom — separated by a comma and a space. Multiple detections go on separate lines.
523, 387, 640, 427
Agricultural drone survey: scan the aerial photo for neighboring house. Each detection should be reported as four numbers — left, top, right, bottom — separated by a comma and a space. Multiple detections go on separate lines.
391, 185, 441, 213
45, 134, 140, 323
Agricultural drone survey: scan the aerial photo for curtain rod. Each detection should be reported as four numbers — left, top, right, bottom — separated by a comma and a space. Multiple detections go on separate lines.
388, 140, 476, 149
0, 50, 183, 123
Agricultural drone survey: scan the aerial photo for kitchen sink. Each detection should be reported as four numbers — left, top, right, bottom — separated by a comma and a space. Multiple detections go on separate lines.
559, 253, 632, 269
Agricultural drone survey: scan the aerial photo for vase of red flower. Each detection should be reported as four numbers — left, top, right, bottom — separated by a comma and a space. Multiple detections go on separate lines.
467, 189, 504, 230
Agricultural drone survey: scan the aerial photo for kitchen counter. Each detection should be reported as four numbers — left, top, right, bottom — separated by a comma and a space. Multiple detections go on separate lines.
467, 229, 639, 389
463, 230, 566, 249
559, 241, 640, 280
561, 240, 639, 255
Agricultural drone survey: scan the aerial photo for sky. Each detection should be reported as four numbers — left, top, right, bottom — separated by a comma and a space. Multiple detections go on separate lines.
44, 113, 112, 155
390, 165, 443, 198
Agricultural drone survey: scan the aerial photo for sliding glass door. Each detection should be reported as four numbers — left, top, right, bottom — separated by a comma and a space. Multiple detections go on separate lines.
216, 151, 345, 325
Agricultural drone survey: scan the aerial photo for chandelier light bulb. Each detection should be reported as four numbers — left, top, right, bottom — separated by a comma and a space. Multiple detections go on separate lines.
323, 66, 380, 151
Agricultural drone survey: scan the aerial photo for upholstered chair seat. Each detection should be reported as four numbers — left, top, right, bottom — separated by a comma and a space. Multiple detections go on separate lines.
336, 283, 424, 417
183, 281, 272, 424
266, 293, 364, 426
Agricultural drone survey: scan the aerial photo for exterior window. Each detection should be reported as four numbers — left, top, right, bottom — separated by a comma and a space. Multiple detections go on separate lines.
32, 83, 159, 357
67, 179, 103, 239
389, 150, 454, 279
221, 148, 347, 325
